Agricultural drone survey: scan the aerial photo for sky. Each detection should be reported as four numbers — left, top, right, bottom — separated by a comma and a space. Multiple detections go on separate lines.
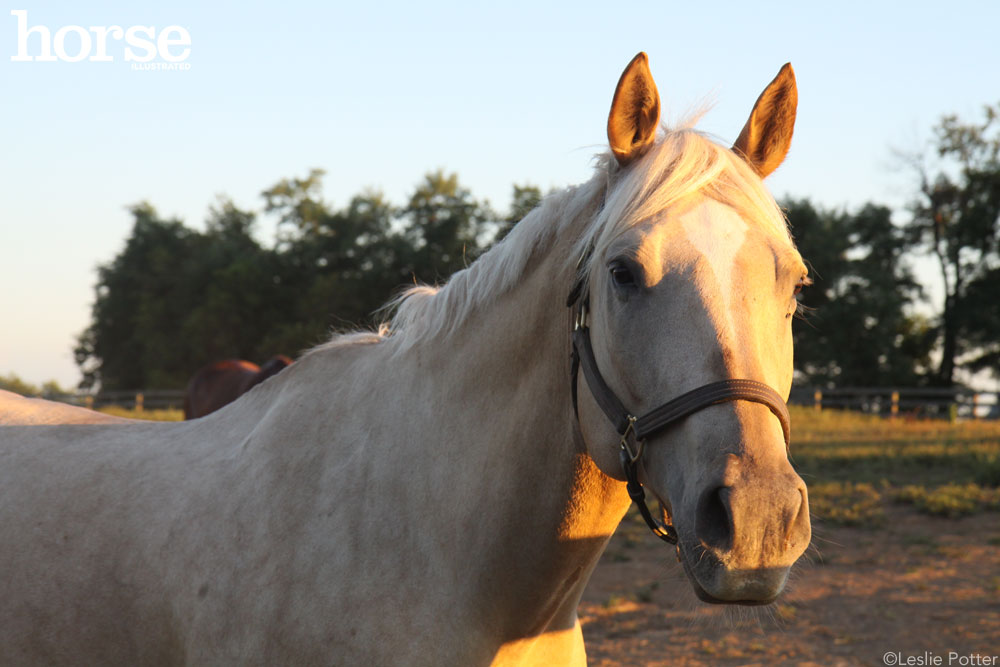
2, 0, 998, 389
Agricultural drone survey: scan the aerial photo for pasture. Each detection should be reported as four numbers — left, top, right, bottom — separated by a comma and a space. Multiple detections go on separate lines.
582, 407, 1000, 665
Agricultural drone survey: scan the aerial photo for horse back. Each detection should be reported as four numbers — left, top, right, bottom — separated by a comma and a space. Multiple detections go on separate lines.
0, 389, 128, 425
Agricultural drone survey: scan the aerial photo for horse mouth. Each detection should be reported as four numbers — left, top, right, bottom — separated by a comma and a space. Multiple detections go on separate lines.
677, 543, 779, 606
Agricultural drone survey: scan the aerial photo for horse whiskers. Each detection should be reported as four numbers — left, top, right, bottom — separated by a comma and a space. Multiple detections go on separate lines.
808, 530, 845, 549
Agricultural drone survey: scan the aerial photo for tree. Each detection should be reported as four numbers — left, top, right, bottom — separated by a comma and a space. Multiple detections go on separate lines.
76, 201, 281, 390
76, 170, 533, 390
181, 198, 290, 365
262, 168, 328, 241
399, 170, 492, 282
495, 184, 543, 241
903, 103, 1000, 384
786, 198, 933, 387
76, 203, 200, 389
1, 374, 69, 397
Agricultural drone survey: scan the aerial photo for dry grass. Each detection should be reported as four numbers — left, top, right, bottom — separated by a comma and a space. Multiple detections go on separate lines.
791, 406, 1000, 526
97, 406, 184, 421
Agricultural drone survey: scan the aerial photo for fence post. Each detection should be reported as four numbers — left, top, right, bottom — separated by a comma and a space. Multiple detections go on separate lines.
891, 391, 899, 419
135, 392, 144, 412
813, 390, 822, 411
84, 395, 94, 410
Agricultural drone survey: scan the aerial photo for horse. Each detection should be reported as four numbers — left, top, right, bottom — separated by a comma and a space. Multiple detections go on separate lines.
0, 389, 128, 425
183, 355, 293, 419
0, 53, 810, 665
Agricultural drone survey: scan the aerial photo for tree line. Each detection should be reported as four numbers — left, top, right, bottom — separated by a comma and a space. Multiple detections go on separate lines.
73, 106, 1000, 392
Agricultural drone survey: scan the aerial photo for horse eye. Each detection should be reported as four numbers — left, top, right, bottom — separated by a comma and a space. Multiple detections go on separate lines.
609, 261, 635, 286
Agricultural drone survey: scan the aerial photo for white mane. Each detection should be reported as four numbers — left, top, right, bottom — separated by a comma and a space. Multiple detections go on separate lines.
309, 121, 790, 356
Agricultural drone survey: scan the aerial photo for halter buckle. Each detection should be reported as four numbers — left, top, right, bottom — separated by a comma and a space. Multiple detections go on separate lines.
619, 415, 643, 463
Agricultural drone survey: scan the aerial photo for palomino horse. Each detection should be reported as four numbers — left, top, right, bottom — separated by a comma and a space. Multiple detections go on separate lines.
0, 53, 810, 665
183, 355, 293, 419
0, 389, 127, 425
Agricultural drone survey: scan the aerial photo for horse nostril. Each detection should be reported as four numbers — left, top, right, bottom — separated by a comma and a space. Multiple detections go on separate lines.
786, 485, 811, 550
696, 486, 733, 553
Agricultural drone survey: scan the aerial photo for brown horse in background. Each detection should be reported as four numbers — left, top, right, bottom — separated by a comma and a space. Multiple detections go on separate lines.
183, 355, 292, 419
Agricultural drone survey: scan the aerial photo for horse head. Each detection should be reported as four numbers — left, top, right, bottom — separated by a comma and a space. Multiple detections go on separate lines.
575, 53, 810, 605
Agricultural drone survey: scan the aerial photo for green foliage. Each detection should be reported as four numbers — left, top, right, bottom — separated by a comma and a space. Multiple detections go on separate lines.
399, 169, 492, 281
0, 374, 70, 397
903, 103, 1000, 384
0, 373, 39, 396
785, 199, 933, 387
75, 200, 287, 390
75, 98, 1000, 393
75, 171, 534, 390
495, 184, 543, 241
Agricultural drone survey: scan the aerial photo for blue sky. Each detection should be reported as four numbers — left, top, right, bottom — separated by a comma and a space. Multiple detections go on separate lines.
2, 0, 998, 388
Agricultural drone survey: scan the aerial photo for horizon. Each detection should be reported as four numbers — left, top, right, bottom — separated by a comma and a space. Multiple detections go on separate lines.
2, 0, 998, 389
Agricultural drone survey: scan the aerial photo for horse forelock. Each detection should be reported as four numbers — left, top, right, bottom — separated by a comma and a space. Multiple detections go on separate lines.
574, 122, 793, 296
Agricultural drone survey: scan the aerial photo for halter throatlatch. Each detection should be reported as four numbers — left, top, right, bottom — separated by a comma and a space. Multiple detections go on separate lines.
567, 255, 792, 546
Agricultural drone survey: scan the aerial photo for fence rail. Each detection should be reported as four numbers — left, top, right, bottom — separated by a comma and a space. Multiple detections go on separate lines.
29, 386, 1000, 419
788, 386, 999, 419
46, 390, 186, 412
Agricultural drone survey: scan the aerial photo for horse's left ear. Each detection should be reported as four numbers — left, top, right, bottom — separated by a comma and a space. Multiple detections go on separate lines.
608, 52, 661, 166
733, 63, 797, 178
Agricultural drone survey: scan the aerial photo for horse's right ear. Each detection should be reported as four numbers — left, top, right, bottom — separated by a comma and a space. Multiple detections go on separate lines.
608, 52, 661, 166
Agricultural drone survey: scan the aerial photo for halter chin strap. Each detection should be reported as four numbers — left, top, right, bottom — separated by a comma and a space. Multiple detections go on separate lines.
567, 266, 791, 546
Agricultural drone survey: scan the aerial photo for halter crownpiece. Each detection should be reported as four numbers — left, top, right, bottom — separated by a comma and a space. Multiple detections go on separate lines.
567, 260, 791, 546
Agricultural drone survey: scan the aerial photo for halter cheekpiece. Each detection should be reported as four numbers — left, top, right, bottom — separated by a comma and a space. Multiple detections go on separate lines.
567, 243, 792, 546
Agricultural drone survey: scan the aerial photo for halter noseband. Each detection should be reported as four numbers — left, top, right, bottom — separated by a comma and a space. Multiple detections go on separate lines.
567, 245, 791, 546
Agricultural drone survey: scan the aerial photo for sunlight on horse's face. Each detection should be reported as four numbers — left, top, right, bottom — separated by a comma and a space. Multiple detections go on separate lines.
585, 194, 811, 604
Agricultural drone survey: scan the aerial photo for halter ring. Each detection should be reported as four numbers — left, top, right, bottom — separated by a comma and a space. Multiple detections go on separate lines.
619, 415, 643, 463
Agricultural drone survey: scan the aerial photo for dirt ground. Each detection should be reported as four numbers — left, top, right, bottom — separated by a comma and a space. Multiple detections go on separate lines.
580, 505, 1000, 666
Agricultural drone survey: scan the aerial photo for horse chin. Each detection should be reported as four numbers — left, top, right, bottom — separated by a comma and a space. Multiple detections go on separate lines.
677, 543, 785, 606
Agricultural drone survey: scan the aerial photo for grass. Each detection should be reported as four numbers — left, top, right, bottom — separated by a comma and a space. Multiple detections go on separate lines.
97, 406, 184, 421
806, 481, 886, 526
893, 483, 1000, 517
790, 407, 1000, 526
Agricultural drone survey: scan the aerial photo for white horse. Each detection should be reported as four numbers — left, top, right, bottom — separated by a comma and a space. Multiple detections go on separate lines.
0, 389, 127, 425
0, 53, 810, 665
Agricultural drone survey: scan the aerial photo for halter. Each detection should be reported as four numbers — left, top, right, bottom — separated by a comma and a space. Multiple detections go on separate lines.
567, 244, 791, 545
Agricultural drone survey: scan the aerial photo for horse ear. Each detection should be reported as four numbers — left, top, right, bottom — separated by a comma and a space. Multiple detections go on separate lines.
733, 63, 797, 178
608, 52, 661, 166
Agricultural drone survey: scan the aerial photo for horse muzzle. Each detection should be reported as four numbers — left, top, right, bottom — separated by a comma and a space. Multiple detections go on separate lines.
677, 468, 811, 604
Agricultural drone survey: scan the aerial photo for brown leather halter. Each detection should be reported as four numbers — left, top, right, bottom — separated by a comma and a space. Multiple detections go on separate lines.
567, 246, 792, 545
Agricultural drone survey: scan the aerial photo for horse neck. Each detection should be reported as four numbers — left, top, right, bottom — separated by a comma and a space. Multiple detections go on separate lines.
396, 204, 630, 633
